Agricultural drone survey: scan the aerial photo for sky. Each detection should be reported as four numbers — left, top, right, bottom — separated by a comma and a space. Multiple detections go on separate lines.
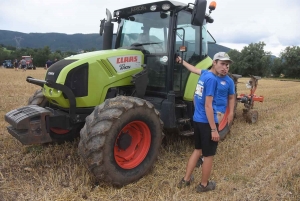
1, 0, 300, 56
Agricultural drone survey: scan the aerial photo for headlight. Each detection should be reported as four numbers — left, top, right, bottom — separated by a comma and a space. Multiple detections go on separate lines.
150, 5, 157, 11
115, 11, 120, 16
162, 4, 170, 10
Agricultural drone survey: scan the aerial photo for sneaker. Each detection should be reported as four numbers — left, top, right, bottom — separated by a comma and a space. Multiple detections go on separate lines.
177, 175, 194, 189
196, 181, 216, 193
195, 155, 204, 168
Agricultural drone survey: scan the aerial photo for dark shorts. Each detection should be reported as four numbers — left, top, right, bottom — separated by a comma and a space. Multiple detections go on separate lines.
21, 65, 26, 69
194, 121, 219, 156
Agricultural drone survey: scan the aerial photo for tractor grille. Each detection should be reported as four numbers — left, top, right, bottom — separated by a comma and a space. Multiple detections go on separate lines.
64, 63, 89, 97
46, 59, 78, 82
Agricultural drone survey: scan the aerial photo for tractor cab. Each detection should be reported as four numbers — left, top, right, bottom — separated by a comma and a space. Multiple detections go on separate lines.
103, 1, 216, 94
101, 0, 216, 130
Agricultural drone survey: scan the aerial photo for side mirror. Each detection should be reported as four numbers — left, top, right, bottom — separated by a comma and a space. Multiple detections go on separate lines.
191, 0, 207, 26
99, 18, 106, 36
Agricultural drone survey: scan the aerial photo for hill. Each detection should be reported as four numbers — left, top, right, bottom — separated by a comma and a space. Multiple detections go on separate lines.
0, 30, 102, 52
0, 30, 231, 57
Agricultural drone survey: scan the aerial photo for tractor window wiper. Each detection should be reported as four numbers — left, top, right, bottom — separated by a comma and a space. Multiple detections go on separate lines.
131, 42, 161, 46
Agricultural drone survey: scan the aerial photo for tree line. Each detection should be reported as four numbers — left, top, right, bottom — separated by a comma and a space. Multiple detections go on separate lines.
0, 45, 77, 67
1, 42, 300, 78
228, 42, 300, 78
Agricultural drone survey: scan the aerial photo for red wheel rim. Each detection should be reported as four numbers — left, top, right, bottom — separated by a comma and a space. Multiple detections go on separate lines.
50, 127, 70, 135
114, 121, 151, 169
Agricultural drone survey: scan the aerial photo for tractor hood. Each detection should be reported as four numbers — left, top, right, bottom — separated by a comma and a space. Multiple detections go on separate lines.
43, 49, 145, 108
45, 49, 144, 83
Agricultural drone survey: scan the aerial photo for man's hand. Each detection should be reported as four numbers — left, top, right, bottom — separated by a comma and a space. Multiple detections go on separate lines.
211, 130, 220, 142
176, 56, 182, 63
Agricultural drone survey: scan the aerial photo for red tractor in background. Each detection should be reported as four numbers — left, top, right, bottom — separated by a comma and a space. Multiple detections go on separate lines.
22, 56, 36, 70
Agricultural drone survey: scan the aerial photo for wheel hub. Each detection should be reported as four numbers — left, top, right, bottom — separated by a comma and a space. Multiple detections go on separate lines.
117, 131, 132, 150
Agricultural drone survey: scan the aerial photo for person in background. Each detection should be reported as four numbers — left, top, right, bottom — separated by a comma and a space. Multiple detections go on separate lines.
14, 58, 18, 71
177, 52, 232, 193
20, 58, 27, 72
45, 59, 52, 69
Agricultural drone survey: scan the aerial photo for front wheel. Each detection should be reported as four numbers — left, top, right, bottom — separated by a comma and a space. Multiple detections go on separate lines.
78, 96, 164, 186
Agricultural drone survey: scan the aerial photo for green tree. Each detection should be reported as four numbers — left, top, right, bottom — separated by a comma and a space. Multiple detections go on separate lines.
280, 46, 300, 78
260, 55, 273, 77
0, 47, 10, 63
227, 49, 242, 74
230, 42, 270, 76
271, 57, 284, 77
34, 46, 51, 67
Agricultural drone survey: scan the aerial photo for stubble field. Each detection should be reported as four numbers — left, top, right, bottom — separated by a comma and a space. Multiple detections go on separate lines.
0, 67, 299, 201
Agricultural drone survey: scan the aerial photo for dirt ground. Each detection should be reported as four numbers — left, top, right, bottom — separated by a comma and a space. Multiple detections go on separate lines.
0, 68, 299, 201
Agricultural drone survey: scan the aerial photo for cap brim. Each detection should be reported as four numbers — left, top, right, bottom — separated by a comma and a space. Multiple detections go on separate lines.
219, 58, 233, 64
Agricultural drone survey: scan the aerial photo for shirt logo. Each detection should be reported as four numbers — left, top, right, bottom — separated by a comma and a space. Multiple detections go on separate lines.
220, 81, 226, 85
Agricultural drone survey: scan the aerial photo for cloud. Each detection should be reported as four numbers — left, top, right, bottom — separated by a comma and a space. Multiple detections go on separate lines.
0, 0, 299, 56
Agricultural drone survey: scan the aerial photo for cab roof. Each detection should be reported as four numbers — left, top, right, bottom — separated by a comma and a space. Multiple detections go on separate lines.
114, 1, 188, 18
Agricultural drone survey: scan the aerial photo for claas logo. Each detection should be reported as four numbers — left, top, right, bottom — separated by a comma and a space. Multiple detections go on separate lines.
117, 56, 138, 64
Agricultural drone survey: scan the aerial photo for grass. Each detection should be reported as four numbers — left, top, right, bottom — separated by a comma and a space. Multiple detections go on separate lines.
0, 68, 299, 201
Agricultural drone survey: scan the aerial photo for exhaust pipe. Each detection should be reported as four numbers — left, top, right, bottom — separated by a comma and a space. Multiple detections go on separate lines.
102, 9, 114, 50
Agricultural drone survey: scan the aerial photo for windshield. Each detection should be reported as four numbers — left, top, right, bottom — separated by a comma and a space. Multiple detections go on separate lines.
117, 12, 170, 54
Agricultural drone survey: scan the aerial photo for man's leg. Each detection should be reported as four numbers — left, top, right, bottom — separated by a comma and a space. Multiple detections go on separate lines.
198, 123, 218, 190
201, 156, 213, 186
183, 149, 202, 181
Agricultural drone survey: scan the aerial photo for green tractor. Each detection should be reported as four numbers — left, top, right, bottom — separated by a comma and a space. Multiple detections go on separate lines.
5, 0, 222, 186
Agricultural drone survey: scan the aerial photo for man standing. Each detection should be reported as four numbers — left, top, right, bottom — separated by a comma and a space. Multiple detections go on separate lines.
20, 58, 27, 72
14, 58, 18, 71
215, 63, 235, 124
45, 59, 52, 69
177, 52, 232, 193
176, 52, 235, 126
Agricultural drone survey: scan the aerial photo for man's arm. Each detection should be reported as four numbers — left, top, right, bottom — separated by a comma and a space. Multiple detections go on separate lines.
227, 78, 236, 124
176, 56, 201, 75
227, 94, 235, 124
205, 96, 220, 141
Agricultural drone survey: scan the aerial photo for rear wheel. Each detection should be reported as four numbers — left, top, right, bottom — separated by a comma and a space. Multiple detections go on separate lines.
78, 96, 164, 186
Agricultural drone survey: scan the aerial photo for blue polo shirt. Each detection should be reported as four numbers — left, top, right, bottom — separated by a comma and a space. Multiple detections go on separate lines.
215, 75, 235, 113
193, 70, 218, 123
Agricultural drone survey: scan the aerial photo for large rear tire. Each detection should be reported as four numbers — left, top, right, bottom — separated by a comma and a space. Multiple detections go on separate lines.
78, 96, 164, 187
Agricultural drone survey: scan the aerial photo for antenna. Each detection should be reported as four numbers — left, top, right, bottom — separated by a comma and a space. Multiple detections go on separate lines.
14, 36, 23, 49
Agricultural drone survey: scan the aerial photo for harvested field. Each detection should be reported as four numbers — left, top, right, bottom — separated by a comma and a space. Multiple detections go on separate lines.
0, 68, 299, 201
